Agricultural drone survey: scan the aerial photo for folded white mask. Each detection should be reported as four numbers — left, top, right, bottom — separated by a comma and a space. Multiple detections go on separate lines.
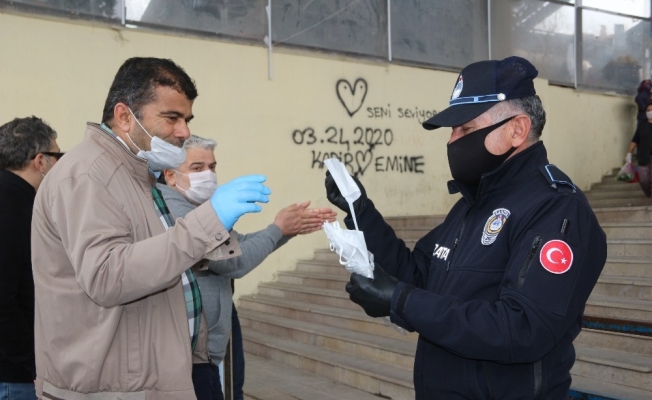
323, 221, 374, 279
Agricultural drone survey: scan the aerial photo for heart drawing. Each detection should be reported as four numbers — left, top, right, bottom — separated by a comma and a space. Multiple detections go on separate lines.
336, 78, 368, 117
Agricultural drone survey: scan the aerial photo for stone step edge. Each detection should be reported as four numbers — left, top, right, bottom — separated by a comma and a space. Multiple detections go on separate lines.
239, 294, 388, 327
587, 295, 652, 312
243, 329, 414, 388
598, 275, 652, 286
605, 257, 652, 264
591, 205, 652, 212
606, 238, 652, 245
583, 316, 652, 337
239, 308, 416, 357
570, 374, 652, 400
600, 222, 652, 227
277, 270, 349, 281
575, 344, 652, 373
259, 281, 348, 299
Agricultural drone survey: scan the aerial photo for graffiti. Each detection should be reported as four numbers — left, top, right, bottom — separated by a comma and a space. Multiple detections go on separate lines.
336, 78, 368, 117
367, 105, 437, 124
292, 126, 423, 176
292, 126, 393, 152
309, 151, 424, 176
292, 78, 429, 176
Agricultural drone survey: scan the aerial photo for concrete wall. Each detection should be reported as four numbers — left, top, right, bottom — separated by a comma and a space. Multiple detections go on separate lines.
0, 12, 635, 301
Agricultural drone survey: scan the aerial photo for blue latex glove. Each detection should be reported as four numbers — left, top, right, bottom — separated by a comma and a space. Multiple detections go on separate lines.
210, 174, 271, 231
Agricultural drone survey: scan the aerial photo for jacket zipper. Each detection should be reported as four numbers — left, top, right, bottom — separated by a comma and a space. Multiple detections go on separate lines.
446, 216, 468, 272
517, 235, 542, 289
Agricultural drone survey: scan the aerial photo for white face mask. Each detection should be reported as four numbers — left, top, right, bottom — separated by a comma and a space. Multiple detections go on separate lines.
646, 111, 652, 120
175, 169, 218, 204
126, 107, 187, 171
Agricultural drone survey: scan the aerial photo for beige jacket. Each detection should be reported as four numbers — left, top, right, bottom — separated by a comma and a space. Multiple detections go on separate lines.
31, 123, 241, 399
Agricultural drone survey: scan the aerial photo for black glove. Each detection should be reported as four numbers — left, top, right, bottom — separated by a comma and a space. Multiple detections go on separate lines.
345, 263, 398, 318
324, 171, 368, 215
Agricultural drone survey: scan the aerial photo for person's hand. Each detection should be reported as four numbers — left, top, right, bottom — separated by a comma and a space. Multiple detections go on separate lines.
210, 174, 271, 231
626, 153, 632, 163
324, 171, 368, 214
345, 263, 398, 318
274, 201, 337, 236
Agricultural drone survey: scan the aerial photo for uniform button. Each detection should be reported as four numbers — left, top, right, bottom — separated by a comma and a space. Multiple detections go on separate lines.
229, 250, 235, 255
225, 240, 231, 246
215, 233, 223, 241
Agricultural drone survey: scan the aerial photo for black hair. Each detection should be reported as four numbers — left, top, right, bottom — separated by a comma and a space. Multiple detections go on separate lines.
101, 57, 198, 126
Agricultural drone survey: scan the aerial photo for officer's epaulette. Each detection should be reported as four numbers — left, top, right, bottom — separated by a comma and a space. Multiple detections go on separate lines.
539, 164, 577, 193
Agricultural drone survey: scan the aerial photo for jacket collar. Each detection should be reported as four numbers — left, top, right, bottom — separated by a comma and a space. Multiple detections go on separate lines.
448, 141, 548, 205
0, 169, 36, 200
85, 123, 151, 186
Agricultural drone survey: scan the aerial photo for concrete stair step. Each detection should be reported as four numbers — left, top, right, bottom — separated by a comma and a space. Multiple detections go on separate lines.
243, 352, 383, 400
572, 345, 652, 390
575, 328, 652, 357
390, 227, 432, 240
313, 249, 348, 263
257, 281, 359, 311
589, 197, 651, 208
570, 375, 652, 400
586, 189, 648, 200
607, 239, 652, 258
239, 308, 417, 370
593, 275, 652, 300
591, 181, 644, 192
384, 215, 445, 229
603, 258, 652, 278
585, 294, 652, 321
243, 329, 415, 400
238, 294, 415, 342
593, 206, 652, 224
277, 270, 349, 290
296, 259, 350, 276
601, 222, 652, 239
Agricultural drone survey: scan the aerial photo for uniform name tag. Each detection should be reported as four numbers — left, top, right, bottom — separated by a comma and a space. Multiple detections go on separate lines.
432, 243, 450, 261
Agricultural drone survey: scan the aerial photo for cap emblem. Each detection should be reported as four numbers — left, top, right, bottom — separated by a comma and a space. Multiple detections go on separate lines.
451, 75, 463, 100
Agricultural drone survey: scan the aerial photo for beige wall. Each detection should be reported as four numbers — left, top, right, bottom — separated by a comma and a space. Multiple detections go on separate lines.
0, 12, 635, 301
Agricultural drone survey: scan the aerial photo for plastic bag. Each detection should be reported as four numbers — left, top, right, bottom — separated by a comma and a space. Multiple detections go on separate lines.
616, 161, 636, 182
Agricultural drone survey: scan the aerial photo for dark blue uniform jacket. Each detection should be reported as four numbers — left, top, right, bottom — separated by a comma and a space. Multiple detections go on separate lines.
345, 142, 607, 399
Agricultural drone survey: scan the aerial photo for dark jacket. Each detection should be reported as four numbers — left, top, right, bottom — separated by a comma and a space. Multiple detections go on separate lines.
635, 90, 650, 122
346, 142, 606, 399
0, 169, 36, 381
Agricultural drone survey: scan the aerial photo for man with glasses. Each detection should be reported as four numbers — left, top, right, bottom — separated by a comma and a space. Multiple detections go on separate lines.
327, 57, 607, 399
0, 116, 61, 400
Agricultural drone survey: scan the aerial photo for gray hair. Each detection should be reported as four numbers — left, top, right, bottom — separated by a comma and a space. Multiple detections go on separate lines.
183, 134, 216, 151
487, 95, 546, 141
0, 116, 58, 170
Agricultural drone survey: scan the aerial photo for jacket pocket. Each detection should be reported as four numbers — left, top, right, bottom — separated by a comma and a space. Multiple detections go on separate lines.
517, 235, 543, 289
126, 307, 142, 375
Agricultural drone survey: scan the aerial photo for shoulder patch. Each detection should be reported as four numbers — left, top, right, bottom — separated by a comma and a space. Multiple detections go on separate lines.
539, 164, 576, 193
481, 208, 510, 245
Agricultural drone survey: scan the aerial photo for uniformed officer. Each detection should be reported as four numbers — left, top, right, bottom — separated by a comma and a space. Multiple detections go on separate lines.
325, 56, 607, 399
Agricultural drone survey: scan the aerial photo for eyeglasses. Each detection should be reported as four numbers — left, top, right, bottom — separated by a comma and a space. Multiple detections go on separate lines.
33, 151, 65, 161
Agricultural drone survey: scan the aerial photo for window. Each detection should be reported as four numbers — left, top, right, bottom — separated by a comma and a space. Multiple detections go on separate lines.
392, 0, 488, 69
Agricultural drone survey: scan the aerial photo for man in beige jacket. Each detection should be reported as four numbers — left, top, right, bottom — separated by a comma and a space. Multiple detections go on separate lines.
31, 57, 270, 399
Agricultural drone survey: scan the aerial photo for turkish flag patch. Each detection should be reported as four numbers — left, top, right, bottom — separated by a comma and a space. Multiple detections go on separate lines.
539, 239, 573, 274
